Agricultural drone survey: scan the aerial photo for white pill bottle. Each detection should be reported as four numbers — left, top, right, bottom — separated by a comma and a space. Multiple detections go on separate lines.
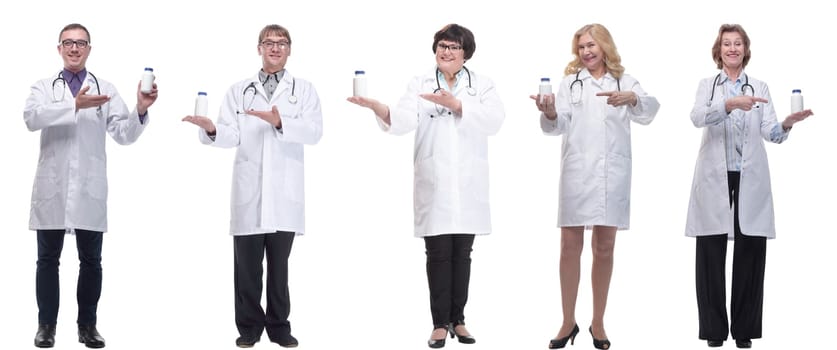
539, 77, 552, 104
791, 89, 803, 113
353, 70, 367, 97
140, 67, 154, 93
195, 92, 208, 117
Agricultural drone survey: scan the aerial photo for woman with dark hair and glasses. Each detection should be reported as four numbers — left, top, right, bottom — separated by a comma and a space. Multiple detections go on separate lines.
531, 23, 659, 350
686, 24, 812, 349
347, 23, 504, 348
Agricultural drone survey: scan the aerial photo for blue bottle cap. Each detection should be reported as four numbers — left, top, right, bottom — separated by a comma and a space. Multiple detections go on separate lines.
541, 77, 550, 82
355, 70, 365, 75
198, 92, 207, 96
144, 67, 153, 72
792, 89, 801, 93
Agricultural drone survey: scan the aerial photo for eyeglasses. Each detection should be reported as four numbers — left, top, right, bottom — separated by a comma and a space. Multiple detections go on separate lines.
260, 40, 290, 50
436, 43, 463, 53
61, 39, 89, 49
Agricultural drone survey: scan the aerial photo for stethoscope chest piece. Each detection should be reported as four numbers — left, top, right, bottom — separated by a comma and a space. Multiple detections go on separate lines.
288, 95, 298, 104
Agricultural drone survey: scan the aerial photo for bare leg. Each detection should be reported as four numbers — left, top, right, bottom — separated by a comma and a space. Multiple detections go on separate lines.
590, 225, 617, 340
556, 226, 584, 338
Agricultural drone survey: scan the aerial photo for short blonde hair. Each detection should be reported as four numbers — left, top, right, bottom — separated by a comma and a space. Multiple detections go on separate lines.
259, 24, 291, 45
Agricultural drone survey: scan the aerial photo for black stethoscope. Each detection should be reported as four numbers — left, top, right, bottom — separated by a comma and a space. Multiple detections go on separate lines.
52, 70, 101, 100
240, 74, 296, 113
569, 70, 620, 105
53, 70, 102, 115
430, 66, 476, 118
707, 72, 755, 104
434, 66, 476, 96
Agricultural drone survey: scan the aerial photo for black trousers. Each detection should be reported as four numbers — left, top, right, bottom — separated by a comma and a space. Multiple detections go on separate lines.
696, 171, 766, 341
424, 234, 475, 329
234, 231, 294, 341
36, 229, 103, 325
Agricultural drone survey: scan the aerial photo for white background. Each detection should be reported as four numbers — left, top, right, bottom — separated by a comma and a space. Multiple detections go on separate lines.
1, 1, 834, 349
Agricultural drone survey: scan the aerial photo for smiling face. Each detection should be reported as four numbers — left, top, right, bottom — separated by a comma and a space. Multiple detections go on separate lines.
258, 33, 291, 73
719, 32, 746, 70
57, 28, 91, 73
711, 24, 751, 70
436, 40, 465, 75
577, 33, 604, 74
435, 39, 465, 76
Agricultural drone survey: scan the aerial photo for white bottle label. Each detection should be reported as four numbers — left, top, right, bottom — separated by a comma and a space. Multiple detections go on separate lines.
353, 77, 367, 97
539, 83, 552, 104
791, 94, 803, 113
195, 95, 208, 117
140, 71, 154, 93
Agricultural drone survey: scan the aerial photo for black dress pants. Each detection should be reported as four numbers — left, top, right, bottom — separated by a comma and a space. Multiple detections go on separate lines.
696, 171, 766, 341
234, 231, 295, 341
424, 234, 475, 329
36, 229, 103, 326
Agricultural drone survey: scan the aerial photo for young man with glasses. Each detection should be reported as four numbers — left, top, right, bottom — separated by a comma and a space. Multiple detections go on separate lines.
182, 24, 322, 348
23, 23, 158, 348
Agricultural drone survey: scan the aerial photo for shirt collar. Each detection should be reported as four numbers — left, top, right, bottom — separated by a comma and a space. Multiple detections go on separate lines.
435, 67, 466, 91
62, 68, 87, 83
719, 70, 747, 85
259, 69, 285, 84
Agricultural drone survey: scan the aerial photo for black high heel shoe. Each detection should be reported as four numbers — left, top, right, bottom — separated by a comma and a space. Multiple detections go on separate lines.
448, 323, 476, 344
549, 324, 579, 349
428, 327, 448, 348
588, 326, 611, 350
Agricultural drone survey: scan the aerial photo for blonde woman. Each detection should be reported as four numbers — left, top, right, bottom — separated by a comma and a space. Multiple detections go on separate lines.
531, 23, 659, 349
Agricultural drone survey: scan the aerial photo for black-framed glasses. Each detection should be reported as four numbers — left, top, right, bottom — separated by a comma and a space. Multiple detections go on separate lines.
436, 43, 463, 53
61, 39, 89, 48
260, 40, 290, 50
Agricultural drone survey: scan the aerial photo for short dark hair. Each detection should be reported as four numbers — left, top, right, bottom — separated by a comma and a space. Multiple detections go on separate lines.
432, 24, 476, 60
59, 23, 90, 43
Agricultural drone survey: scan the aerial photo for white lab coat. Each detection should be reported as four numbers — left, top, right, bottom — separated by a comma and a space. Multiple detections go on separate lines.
200, 70, 322, 236
540, 69, 659, 230
378, 68, 505, 237
685, 72, 786, 239
24, 71, 148, 233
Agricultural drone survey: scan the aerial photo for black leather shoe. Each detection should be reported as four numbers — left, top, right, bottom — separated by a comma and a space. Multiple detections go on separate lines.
549, 324, 579, 349
707, 339, 724, 347
34, 324, 56, 348
589, 326, 611, 350
736, 339, 752, 348
448, 323, 476, 344
77, 325, 105, 349
428, 326, 447, 348
235, 335, 260, 348
274, 334, 298, 348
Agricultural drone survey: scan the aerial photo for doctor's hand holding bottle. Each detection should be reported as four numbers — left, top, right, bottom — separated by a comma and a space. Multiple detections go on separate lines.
345, 95, 391, 125
347, 23, 505, 349
182, 115, 216, 134
531, 23, 659, 350
686, 23, 813, 349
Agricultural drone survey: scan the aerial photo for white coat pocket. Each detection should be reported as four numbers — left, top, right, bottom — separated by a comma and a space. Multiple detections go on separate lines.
283, 158, 304, 203
414, 155, 436, 219
232, 160, 260, 206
